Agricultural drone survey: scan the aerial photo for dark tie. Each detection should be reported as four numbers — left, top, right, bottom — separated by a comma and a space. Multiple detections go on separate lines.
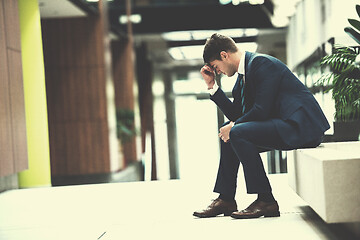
238, 73, 245, 114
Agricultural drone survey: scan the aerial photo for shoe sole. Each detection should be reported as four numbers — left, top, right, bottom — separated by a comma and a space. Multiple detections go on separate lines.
231, 211, 280, 219
193, 210, 238, 218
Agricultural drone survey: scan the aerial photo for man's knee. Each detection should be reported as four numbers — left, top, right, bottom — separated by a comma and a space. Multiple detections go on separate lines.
229, 123, 247, 140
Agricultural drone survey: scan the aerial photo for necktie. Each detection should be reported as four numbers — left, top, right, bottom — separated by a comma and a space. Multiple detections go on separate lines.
238, 74, 245, 114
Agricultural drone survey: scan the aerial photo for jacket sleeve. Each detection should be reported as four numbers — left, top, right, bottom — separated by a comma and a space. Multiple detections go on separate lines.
210, 88, 243, 121
234, 56, 283, 124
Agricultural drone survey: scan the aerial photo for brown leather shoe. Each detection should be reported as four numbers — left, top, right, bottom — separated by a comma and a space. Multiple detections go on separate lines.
193, 198, 237, 218
231, 200, 280, 219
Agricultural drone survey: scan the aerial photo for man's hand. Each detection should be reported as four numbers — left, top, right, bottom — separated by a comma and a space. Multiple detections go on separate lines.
200, 65, 216, 89
218, 122, 235, 143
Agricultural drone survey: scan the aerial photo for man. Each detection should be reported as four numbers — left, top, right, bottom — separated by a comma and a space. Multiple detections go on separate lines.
193, 33, 330, 219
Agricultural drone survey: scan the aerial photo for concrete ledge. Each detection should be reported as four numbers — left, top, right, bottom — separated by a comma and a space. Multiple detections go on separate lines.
288, 141, 360, 223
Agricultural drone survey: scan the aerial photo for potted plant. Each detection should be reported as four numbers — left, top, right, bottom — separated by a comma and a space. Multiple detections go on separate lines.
116, 108, 136, 144
318, 4, 360, 141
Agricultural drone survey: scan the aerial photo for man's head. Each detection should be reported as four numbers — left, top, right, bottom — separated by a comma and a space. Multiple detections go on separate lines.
203, 33, 240, 77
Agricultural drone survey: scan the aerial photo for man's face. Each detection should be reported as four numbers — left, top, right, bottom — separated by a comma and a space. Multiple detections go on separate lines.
208, 59, 225, 76
208, 52, 237, 77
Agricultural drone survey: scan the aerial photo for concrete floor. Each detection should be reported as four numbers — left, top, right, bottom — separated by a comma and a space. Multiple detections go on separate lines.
0, 174, 354, 240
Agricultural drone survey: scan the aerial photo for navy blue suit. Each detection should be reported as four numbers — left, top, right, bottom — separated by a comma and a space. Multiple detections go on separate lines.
211, 52, 330, 198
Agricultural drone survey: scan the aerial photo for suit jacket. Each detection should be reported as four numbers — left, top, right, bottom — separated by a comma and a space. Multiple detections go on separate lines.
210, 52, 330, 148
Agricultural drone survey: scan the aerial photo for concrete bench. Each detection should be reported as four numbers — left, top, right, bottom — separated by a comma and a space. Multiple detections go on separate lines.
287, 141, 360, 223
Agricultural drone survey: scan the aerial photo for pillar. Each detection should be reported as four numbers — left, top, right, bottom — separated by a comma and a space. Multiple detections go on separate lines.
17, 0, 52, 187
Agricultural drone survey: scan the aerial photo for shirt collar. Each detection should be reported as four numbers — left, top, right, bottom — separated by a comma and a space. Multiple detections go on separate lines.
237, 50, 246, 76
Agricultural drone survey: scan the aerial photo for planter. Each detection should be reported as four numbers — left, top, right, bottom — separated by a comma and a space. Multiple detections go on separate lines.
333, 121, 360, 142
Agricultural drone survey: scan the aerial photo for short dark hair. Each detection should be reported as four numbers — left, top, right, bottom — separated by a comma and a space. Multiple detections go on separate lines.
203, 33, 238, 64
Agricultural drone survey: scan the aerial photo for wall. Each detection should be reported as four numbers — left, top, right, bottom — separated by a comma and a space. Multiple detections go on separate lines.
285, 0, 360, 132
41, 9, 119, 181
0, 0, 28, 188
286, 0, 359, 70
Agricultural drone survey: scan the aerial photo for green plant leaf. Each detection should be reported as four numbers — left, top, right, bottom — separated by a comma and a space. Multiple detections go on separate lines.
323, 3, 360, 121
348, 19, 360, 32
344, 27, 360, 44
319, 41, 360, 121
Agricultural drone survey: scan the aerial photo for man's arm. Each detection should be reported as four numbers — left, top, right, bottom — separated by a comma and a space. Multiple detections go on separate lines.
210, 88, 243, 121
200, 65, 216, 89
200, 65, 243, 121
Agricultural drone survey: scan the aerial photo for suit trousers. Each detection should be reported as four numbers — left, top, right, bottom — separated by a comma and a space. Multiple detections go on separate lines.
213, 119, 295, 199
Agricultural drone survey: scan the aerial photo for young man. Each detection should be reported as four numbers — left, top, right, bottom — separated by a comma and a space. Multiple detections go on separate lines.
193, 33, 330, 219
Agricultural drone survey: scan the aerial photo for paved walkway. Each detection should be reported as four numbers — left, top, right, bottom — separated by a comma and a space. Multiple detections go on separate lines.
0, 174, 350, 239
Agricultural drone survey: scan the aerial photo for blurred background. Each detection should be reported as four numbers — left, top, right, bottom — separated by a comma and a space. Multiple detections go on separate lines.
0, 0, 359, 190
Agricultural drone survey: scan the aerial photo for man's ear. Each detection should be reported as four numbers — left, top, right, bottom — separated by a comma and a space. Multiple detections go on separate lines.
220, 51, 228, 60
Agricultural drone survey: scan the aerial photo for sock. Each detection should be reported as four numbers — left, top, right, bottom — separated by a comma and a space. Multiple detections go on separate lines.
219, 194, 235, 201
257, 192, 276, 203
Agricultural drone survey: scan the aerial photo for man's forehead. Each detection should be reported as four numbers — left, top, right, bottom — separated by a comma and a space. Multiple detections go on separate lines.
207, 63, 215, 69
209, 60, 218, 67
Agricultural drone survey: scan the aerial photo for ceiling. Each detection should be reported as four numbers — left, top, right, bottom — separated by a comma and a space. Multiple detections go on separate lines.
39, 0, 282, 34
38, 0, 293, 68
106, 0, 275, 35
38, 0, 87, 18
